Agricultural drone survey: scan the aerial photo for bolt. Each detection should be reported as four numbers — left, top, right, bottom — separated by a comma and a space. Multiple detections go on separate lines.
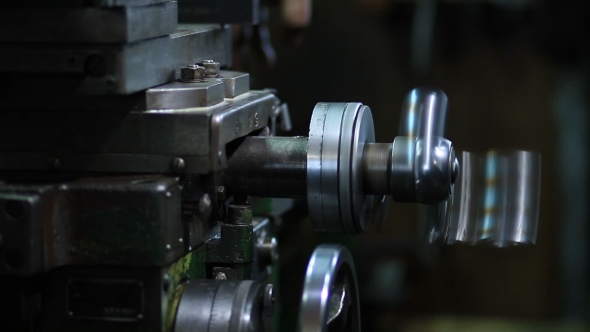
257, 237, 278, 266
216, 186, 226, 202
198, 193, 212, 222
180, 65, 206, 83
48, 157, 61, 169
200, 60, 221, 78
171, 157, 185, 172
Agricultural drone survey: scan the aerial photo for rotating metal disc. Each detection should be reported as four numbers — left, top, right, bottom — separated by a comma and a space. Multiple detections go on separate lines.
174, 280, 266, 332
307, 102, 376, 234
298, 244, 361, 332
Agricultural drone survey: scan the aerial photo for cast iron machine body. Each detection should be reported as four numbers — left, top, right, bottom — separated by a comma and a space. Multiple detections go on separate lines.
0, 1, 539, 331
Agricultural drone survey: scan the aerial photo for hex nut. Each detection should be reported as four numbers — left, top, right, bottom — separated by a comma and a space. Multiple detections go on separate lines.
200, 60, 221, 78
180, 65, 206, 82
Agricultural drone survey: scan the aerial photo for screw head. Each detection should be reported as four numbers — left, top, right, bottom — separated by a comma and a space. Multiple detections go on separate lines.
171, 157, 185, 172
216, 186, 226, 202
257, 237, 279, 266
198, 193, 212, 222
180, 65, 206, 82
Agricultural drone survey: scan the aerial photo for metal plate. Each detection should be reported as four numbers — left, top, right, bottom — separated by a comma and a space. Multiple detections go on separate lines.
67, 279, 144, 321
146, 80, 225, 110
0, 90, 278, 174
0, 0, 170, 7
0, 3, 177, 43
42, 267, 166, 332
217, 71, 250, 98
0, 176, 185, 272
178, 0, 260, 24
0, 188, 49, 276
0, 24, 231, 95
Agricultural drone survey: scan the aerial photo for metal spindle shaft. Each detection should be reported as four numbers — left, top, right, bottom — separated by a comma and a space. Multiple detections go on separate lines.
224, 136, 308, 198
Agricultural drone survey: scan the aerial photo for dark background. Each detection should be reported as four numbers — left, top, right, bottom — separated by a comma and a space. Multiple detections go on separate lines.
247, 0, 590, 330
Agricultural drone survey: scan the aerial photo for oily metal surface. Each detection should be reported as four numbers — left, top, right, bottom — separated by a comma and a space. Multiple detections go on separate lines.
0, 2, 177, 43
176, 280, 262, 332
224, 136, 308, 198
307, 102, 376, 233
350, 105, 376, 232
319, 104, 347, 233
338, 103, 362, 234
0, 25, 231, 94
0, 176, 186, 275
175, 280, 221, 332
146, 79, 225, 110
307, 103, 329, 231
0, 91, 278, 174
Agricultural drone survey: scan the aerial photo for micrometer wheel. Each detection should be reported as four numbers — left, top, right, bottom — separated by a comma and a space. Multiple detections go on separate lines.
307, 102, 376, 234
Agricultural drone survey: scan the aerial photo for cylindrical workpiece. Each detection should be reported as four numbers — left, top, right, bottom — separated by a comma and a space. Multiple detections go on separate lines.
224, 136, 308, 198
362, 143, 392, 195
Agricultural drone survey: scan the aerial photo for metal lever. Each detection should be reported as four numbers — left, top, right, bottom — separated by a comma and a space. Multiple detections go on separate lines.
397, 87, 458, 203
395, 88, 458, 243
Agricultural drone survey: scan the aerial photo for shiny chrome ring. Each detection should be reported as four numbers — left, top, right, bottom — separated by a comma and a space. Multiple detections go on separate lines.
298, 244, 360, 332
307, 102, 376, 234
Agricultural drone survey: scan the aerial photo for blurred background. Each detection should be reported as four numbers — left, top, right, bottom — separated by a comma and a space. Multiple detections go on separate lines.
246, 0, 589, 331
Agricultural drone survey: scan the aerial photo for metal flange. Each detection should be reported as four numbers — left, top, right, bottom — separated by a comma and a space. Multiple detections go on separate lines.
307, 102, 375, 234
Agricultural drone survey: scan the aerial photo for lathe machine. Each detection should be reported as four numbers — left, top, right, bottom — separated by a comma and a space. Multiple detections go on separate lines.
0, 1, 541, 331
